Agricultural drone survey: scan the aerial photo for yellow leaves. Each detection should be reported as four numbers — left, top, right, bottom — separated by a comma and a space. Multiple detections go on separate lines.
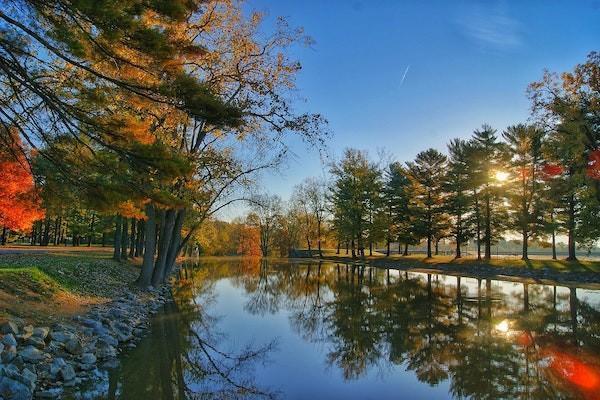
117, 200, 149, 219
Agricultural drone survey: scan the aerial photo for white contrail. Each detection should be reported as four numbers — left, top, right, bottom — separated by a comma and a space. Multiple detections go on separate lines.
399, 65, 410, 86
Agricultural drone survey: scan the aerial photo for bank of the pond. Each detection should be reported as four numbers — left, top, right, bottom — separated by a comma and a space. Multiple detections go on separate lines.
319, 254, 600, 288
0, 251, 176, 399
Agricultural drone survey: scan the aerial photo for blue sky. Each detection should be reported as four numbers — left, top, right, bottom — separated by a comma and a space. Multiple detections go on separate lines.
223, 0, 600, 217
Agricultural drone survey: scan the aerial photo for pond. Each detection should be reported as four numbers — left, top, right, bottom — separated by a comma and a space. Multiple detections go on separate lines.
81, 258, 600, 399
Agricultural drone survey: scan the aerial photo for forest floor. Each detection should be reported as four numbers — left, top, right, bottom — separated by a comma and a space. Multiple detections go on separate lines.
0, 247, 139, 325
320, 251, 600, 287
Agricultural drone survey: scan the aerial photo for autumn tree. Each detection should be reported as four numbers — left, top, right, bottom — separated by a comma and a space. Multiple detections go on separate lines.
0, 129, 44, 243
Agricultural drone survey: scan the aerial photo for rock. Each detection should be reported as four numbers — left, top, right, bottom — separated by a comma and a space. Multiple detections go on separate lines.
80, 353, 96, 365
19, 368, 37, 391
22, 325, 33, 335
98, 335, 118, 347
1, 345, 17, 363
36, 388, 63, 398
19, 346, 45, 363
64, 338, 83, 355
48, 331, 75, 343
1, 321, 19, 335
95, 342, 116, 359
32, 327, 49, 340
49, 358, 67, 377
58, 364, 76, 381
0, 376, 31, 400
2, 333, 17, 347
26, 336, 45, 349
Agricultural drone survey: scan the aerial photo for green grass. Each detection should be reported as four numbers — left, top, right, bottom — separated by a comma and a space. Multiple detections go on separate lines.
320, 250, 600, 274
0, 252, 139, 297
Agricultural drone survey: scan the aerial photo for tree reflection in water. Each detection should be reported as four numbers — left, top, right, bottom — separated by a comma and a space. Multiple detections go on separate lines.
80, 261, 278, 400
192, 258, 600, 400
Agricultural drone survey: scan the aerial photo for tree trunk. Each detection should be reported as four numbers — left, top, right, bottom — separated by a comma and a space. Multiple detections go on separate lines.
403, 243, 408, 256
113, 216, 122, 260
435, 238, 439, 256
152, 209, 176, 286
386, 239, 390, 257
336, 241, 340, 255
42, 218, 50, 246
164, 209, 186, 279
566, 194, 577, 261
138, 204, 157, 287
484, 192, 491, 260
101, 232, 107, 247
1, 226, 7, 245
522, 230, 528, 260
351, 238, 356, 259
427, 234, 432, 258
128, 219, 136, 258
53, 216, 60, 245
369, 241, 372, 256
120, 217, 129, 260
135, 219, 144, 257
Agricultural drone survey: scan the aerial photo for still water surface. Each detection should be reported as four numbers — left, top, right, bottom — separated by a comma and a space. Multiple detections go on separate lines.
84, 258, 600, 399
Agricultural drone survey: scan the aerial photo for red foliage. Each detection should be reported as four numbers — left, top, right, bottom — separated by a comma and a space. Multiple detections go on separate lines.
541, 163, 564, 179
587, 149, 600, 180
0, 135, 45, 232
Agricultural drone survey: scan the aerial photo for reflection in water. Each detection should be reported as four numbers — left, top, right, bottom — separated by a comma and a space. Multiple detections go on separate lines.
81, 259, 600, 399
78, 263, 278, 399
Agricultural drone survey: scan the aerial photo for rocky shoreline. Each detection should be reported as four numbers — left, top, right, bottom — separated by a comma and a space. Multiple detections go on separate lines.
0, 284, 172, 400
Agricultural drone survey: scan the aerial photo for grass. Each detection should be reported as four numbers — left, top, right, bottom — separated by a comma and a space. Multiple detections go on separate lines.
320, 250, 600, 274
0, 249, 139, 324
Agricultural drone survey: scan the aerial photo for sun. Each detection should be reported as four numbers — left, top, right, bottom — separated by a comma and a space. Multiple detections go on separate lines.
494, 171, 510, 182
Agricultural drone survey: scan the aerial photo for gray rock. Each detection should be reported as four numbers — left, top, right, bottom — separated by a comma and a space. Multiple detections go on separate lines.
48, 331, 74, 343
1, 345, 17, 363
32, 327, 49, 340
98, 335, 118, 347
19, 368, 37, 391
49, 358, 66, 377
64, 338, 83, 355
19, 346, 45, 363
80, 353, 96, 365
36, 388, 63, 398
1, 321, 19, 335
58, 364, 76, 381
95, 342, 116, 359
26, 336, 45, 349
2, 333, 17, 347
0, 376, 31, 400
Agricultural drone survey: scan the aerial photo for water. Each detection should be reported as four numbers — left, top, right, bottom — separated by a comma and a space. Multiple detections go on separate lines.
82, 258, 600, 399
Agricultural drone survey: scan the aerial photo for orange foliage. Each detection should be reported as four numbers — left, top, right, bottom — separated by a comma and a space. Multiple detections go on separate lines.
236, 225, 261, 256
116, 200, 148, 219
0, 135, 44, 231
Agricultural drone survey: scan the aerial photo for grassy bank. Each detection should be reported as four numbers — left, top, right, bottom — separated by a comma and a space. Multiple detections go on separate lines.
320, 250, 600, 273
0, 249, 138, 324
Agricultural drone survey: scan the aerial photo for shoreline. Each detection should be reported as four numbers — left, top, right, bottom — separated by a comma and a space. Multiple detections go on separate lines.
0, 263, 176, 400
315, 255, 600, 289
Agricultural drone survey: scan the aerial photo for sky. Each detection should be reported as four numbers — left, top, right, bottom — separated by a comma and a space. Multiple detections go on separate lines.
222, 0, 600, 218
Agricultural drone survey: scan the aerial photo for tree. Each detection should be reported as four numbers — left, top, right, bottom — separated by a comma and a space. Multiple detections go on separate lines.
248, 194, 283, 257
329, 149, 376, 258
529, 52, 600, 260
0, 129, 44, 243
444, 139, 472, 258
299, 177, 328, 257
503, 124, 546, 260
470, 125, 508, 260
407, 149, 448, 258
382, 162, 413, 256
